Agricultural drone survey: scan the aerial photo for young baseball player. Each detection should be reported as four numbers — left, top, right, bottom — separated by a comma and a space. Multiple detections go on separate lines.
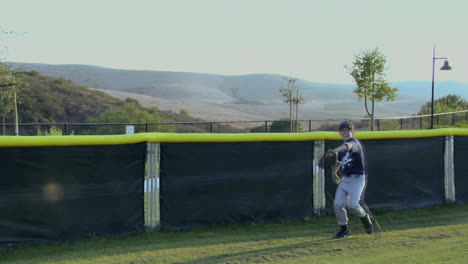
330, 120, 373, 238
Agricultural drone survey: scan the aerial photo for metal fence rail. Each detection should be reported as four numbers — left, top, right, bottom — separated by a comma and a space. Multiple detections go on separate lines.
2, 110, 468, 136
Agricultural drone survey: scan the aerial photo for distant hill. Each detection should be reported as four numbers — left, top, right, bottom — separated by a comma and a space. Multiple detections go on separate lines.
9, 62, 468, 120
3, 70, 238, 135
391, 80, 468, 100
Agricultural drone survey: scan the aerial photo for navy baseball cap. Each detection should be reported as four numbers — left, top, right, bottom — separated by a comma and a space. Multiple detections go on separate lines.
338, 121, 353, 130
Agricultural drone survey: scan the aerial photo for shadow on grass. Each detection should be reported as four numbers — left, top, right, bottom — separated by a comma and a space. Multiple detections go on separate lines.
176, 237, 340, 264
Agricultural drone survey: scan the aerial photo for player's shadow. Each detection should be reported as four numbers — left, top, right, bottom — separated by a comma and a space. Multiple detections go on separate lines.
175, 237, 339, 264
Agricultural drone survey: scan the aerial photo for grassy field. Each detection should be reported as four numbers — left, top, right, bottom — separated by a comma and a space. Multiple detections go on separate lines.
1, 204, 468, 264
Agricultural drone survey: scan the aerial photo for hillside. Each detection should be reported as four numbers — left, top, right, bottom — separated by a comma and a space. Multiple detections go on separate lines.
11, 62, 467, 121
6, 70, 238, 135
16, 71, 121, 123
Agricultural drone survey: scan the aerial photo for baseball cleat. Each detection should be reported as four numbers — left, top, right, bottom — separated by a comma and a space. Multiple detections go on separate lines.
333, 225, 350, 239
361, 213, 373, 234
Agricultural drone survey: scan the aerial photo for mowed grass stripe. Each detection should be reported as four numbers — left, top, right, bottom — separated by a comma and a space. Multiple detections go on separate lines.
1, 204, 468, 264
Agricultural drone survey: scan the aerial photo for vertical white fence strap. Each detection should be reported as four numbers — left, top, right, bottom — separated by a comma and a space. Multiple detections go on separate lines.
444, 136, 455, 202
313, 140, 326, 215
145, 143, 160, 230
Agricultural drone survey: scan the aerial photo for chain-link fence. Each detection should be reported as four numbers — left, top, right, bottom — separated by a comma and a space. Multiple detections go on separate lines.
2, 110, 467, 136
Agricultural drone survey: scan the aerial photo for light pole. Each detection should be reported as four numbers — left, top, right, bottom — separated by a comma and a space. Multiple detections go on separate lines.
431, 45, 452, 129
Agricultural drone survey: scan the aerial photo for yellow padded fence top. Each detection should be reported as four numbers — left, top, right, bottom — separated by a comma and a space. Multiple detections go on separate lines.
1, 128, 468, 147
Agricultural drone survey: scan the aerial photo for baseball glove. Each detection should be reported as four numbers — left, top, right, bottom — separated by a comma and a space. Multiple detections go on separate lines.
318, 150, 337, 169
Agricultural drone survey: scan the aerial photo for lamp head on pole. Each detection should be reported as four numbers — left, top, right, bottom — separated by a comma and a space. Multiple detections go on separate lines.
440, 60, 452, 70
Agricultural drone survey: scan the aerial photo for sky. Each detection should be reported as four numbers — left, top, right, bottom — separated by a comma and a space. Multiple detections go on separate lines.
1, 0, 467, 84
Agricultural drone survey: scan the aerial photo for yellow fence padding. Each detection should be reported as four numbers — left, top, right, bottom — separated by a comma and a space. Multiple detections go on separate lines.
1, 128, 468, 147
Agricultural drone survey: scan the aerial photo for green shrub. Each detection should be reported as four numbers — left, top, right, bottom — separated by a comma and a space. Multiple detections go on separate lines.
36, 125, 74, 136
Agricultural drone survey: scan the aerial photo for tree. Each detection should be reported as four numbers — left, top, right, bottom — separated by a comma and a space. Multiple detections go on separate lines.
279, 76, 306, 132
418, 94, 468, 115
180, 108, 190, 116
347, 48, 398, 131
0, 62, 25, 135
417, 94, 468, 128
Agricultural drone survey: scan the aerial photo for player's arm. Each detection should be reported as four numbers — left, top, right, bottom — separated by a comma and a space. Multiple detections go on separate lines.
331, 161, 342, 184
332, 142, 352, 153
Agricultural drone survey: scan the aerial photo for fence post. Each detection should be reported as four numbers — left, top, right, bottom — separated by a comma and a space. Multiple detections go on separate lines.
444, 136, 455, 203
420, 117, 423, 129
64, 123, 69, 135
265, 121, 268, 132
146, 123, 149, 132
313, 140, 326, 215
452, 113, 455, 126
210, 122, 213, 133
145, 143, 161, 230
400, 118, 403, 130
309, 120, 312, 132
377, 119, 380, 131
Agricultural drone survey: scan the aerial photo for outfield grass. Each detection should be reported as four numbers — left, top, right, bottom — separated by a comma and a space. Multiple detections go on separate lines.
1, 204, 468, 264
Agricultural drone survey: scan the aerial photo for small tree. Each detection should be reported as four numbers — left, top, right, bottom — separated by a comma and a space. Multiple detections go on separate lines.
279, 76, 306, 132
347, 48, 398, 131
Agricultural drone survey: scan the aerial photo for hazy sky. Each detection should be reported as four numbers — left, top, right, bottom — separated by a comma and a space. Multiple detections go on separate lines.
1, 0, 467, 83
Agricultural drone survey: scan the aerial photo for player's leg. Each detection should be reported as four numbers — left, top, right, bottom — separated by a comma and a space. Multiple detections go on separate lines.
346, 176, 373, 234
346, 176, 366, 217
333, 184, 350, 238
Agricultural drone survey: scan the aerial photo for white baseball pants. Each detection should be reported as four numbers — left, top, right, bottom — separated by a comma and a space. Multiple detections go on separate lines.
333, 175, 367, 226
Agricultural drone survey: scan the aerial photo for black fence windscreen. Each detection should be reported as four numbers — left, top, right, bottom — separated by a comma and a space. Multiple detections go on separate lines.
325, 137, 445, 211
160, 141, 314, 229
455, 137, 468, 203
0, 143, 146, 246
